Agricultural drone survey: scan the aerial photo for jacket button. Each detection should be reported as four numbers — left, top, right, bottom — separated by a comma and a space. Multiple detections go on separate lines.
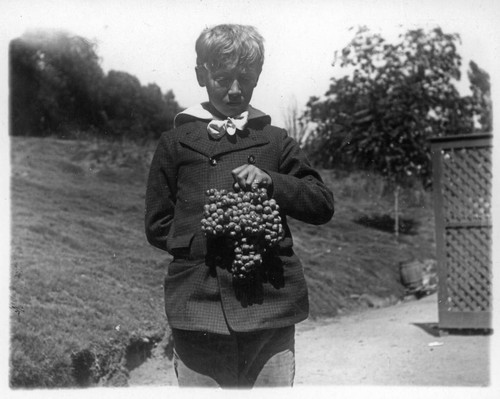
209, 157, 217, 166
248, 155, 256, 164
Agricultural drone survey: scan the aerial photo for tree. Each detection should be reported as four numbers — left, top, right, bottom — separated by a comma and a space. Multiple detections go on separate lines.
156, 89, 182, 136
101, 72, 181, 140
282, 96, 307, 144
10, 29, 105, 136
10, 29, 182, 140
101, 70, 143, 138
468, 60, 492, 132
303, 26, 488, 236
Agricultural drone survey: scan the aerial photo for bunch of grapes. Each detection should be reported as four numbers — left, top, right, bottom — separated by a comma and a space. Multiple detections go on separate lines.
201, 183, 284, 282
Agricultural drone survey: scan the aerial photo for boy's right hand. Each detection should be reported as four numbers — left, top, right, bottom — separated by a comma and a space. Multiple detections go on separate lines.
231, 164, 273, 192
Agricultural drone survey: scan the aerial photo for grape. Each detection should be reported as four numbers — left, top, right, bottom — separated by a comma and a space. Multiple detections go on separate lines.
200, 185, 285, 282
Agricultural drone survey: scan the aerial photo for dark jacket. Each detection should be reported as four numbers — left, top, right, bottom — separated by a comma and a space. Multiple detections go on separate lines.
145, 115, 334, 334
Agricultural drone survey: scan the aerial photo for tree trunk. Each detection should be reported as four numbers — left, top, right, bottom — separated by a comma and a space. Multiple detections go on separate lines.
394, 184, 400, 237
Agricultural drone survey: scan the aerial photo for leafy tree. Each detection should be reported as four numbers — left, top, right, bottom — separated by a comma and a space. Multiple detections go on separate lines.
10, 29, 182, 140
138, 86, 181, 138
102, 71, 181, 139
10, 29, 105, 136
9, 36, 42, 136
468, 60, 492, 132
303, 26, 489, 235
101, 70, 143, 137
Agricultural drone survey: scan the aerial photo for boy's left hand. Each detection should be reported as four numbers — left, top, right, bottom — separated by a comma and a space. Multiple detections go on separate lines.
231, 164, 273, 191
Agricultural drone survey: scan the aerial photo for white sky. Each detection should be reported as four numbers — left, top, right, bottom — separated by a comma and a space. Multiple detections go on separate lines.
2, 0, 499, 128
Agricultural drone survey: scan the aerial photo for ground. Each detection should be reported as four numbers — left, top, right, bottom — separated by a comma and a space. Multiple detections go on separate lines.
127, 293, 494, 390
7, 137, 476, 389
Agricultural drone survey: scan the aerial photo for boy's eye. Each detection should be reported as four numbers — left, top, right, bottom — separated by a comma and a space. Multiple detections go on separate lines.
212, 73, 257, 87
215, 77, 232, 86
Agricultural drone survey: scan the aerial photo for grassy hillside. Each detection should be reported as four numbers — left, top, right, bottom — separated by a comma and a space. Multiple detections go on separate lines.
9, 136, 436, 388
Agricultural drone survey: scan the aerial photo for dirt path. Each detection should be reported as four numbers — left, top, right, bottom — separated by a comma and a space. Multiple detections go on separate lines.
128, 294, 492, 387
294, 293, 490, 386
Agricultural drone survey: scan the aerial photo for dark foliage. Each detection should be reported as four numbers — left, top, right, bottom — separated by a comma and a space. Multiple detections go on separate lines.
355, 214, 419, 235
9, 29, 182, 139
303, 26, 492, 189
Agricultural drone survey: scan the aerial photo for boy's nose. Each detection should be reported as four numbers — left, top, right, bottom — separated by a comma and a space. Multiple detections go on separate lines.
228, 79, 242, 96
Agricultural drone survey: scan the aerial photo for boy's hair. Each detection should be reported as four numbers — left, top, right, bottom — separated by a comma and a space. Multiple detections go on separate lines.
195, 24, 265, 72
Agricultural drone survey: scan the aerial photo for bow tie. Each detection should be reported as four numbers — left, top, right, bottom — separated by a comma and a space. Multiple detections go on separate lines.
207, 111, 249, 139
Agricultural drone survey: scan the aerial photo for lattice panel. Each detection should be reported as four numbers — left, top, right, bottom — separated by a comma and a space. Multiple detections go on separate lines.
442, 146, 492, 223
444, 226, 492, 312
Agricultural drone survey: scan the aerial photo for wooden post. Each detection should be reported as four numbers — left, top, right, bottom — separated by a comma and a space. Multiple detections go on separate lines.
394, 184, 400, 237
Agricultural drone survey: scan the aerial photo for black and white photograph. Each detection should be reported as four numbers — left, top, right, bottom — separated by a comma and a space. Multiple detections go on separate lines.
2, 0, 499, 397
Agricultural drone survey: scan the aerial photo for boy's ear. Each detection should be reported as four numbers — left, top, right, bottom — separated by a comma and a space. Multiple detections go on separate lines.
195, 66, 207, 87
252, 68, 262, 87
254, 73, 261, 87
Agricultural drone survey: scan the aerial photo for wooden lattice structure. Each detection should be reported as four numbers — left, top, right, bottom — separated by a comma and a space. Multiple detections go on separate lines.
431, 134, 493, 330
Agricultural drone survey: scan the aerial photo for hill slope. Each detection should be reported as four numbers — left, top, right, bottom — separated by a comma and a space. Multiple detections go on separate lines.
9, 136, 436, 387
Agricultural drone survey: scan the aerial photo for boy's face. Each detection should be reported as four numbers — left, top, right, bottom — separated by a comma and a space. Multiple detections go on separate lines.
196, 63, 260, 117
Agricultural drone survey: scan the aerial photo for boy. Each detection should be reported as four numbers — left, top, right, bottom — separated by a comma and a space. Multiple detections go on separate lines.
145, 24, 334, 388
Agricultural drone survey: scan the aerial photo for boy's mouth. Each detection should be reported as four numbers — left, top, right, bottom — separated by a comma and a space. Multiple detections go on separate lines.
226, 96, 243, 104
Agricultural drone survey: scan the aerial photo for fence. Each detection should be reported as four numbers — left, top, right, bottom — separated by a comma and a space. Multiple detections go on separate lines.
430, 133, 493, 330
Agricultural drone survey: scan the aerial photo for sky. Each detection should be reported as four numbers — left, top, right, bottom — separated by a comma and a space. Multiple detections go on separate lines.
2, 0, 500, 128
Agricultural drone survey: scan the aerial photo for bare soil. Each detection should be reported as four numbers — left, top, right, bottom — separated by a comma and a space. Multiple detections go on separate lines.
128, 293, 491, 387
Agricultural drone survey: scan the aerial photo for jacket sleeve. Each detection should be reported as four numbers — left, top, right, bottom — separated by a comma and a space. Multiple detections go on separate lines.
266, 130, 334, 225
144, 135, 177, 251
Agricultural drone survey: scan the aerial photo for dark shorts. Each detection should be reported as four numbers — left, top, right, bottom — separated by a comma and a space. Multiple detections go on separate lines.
172, 325, 295, 388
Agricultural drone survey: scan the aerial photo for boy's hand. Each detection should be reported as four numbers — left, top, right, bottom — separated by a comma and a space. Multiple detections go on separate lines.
231, 164, 273, 191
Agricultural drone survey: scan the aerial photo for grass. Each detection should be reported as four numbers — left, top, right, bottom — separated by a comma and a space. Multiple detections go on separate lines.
9, 136, 436, 388
10, 137, 166, 387
290, 169, 435, 317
